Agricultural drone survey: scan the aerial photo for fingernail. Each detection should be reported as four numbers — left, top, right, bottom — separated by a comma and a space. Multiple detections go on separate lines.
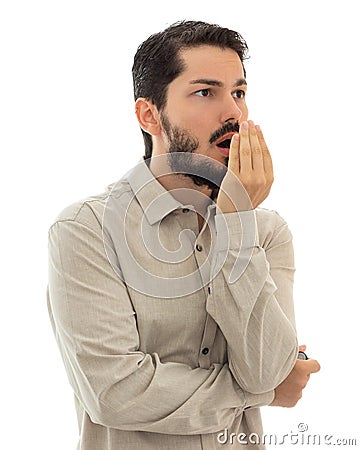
232, 133, 239, 142
255, 125, 261, 131
248, 120, 255, 128
242, 122, 248, 130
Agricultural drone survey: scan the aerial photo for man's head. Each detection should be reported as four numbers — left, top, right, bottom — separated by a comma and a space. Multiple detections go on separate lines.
132, 20, 249, 160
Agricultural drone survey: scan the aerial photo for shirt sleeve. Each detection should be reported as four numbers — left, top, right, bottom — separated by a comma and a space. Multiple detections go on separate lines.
47, 204, 274, 436
207, 209, 298, 395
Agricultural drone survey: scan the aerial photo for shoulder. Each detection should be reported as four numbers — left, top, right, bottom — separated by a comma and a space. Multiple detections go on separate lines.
50, 191, 108, 232
49, 180, 133, 232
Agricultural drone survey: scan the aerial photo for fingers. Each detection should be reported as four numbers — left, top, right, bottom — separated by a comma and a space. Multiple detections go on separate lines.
222, 120, 273, 211
238, 120, 270, 174
228, 133, 240, 174
298, 358, 321, 374
257, 124, 273, 176
308, 359, 321, 374
248, 121, 263, 171
239, 121, 252, 173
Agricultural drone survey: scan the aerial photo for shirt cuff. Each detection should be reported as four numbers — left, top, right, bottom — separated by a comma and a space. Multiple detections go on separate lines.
243, 389, 275, 410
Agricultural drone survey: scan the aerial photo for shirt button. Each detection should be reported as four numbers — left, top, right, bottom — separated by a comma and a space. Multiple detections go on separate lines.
202, 347, 209, 355
196, 244, 203, 252
182, 208, 189, 213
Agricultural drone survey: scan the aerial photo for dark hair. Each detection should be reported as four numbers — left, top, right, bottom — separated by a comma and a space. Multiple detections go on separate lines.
132, 20, 249, 159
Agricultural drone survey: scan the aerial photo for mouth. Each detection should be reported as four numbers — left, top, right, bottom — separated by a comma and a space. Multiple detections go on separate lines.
214, 132, 236, 156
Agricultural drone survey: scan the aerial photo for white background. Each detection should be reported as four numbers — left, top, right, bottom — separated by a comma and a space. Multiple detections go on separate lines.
1, 1, 359, 448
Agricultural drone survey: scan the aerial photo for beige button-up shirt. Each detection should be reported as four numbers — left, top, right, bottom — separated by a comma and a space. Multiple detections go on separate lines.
47, 158, 298, 449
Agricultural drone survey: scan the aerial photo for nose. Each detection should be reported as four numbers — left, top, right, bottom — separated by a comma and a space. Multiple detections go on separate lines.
220, 96, 246, 124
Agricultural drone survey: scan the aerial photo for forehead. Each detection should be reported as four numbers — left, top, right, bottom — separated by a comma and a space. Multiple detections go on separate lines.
177, 45, 245, 82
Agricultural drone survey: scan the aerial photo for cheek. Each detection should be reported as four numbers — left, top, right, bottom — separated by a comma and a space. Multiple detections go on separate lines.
177, 114, 212, 141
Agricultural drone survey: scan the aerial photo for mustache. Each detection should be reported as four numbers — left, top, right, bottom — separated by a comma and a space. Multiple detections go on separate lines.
209, 121, 239, 144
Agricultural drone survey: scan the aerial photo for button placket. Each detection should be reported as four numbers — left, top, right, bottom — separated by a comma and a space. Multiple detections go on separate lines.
177, 207, 198, 237
198, 314, 217, 368
194, 239, 207, 283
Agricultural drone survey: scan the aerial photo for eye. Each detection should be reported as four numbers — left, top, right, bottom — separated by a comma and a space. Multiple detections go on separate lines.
232, 89, 246, 99
194, 88, 212, 97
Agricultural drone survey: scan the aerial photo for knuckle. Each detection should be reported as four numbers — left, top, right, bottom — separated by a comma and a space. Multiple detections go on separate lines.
297, 378, 307, 389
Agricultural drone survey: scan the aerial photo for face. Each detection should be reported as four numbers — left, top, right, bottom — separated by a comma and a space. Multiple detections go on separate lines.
158, 45, 248, 191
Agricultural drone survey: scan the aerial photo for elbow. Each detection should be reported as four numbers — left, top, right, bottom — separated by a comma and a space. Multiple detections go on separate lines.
234, 374, 278, 395
88, 404, 120, 429
230, 342, 298, 394
84, 392, 133, 429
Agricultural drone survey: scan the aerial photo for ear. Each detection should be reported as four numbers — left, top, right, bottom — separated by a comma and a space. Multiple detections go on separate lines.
135, 98, 162, 136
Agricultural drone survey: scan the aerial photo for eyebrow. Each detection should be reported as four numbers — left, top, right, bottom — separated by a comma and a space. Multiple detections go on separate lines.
189, 78, 247, 87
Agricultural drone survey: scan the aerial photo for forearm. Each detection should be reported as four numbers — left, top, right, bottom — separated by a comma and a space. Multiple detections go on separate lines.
52, 330, 274, 434
207, 210, 298, 394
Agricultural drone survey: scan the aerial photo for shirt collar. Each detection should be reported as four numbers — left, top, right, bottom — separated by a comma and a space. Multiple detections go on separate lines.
125, 157, 183, 225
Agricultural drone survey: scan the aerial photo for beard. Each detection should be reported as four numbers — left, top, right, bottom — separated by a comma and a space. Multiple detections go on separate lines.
160, 113, 228, 199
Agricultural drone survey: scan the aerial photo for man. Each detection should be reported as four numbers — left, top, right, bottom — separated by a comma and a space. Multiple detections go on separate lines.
47, 20, 320, 449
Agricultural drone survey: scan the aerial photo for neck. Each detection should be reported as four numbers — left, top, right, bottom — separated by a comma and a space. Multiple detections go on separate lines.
148, 153, 213, 216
